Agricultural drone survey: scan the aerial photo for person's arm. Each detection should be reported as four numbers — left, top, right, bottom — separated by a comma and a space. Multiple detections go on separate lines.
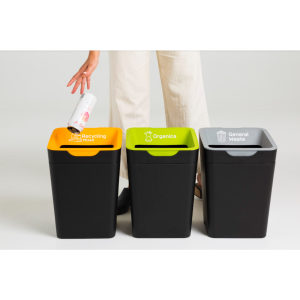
67, 51, 100, 94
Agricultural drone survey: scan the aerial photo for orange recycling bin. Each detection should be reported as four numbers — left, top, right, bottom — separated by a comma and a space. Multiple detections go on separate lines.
48, 128, 122, 239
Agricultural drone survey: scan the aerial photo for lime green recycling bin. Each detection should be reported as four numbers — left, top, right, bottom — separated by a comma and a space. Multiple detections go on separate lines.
126, 128, 199, 238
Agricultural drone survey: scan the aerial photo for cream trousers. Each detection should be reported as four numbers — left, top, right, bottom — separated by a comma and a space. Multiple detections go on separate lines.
108, 51, 210, 179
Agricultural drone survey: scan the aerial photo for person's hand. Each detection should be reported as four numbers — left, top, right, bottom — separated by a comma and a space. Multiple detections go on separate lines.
67, 51, 100, 94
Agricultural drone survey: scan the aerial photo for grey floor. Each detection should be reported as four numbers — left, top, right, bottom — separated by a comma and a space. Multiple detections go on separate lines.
0, 108, 299, 249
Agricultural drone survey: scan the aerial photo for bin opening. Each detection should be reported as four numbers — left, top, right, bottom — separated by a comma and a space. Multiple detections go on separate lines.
60, 145, 114, 148
135, 145, 188, 148
209, 145, 262, 149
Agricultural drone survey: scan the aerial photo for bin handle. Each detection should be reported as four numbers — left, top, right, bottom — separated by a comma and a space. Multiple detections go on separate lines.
226, 150, 257, 157
147, 150, 179, 157
67, 150, 100, 156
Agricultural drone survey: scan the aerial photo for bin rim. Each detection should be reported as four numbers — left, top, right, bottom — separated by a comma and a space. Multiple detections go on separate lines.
126, 127, 199, 152
47, 127, 122, 155
199, 127, 277, 151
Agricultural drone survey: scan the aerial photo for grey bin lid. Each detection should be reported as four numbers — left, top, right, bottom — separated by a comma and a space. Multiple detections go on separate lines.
199, 128, 277, 157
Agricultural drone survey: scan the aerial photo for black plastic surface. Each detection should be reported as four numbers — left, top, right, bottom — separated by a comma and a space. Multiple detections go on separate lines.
127, 149, 198, 165
48, 149, 120, 164
48, 149, 120, 239
127, 149, 198, 238
204, 148, 276, 164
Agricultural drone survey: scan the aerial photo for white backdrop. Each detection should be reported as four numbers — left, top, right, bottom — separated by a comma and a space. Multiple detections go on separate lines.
1, 51, 300, 111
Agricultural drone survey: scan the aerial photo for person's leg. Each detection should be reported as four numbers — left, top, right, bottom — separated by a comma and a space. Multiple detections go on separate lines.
109, 51, 150, 213
156, 51, 210, 196
109, 51, 150, 179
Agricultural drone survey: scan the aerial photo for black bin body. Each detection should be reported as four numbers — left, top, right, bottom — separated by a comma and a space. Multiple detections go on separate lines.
200, 128, 277, 238
48, 128, 122, 239
126, 128, 199, 238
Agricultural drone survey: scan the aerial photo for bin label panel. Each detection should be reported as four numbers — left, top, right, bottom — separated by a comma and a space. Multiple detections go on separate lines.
200, 128, 276, 151
127, 128, 199, 153
47, 127, 122, 155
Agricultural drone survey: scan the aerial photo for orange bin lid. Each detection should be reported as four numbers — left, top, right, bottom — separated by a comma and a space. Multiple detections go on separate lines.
47, 127, 122, 156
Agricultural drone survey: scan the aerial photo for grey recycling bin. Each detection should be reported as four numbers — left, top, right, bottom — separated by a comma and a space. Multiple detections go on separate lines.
199, 128, 277, 238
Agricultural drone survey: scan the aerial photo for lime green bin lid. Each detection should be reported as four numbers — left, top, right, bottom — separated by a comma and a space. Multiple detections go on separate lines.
126, 127, 199, 156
